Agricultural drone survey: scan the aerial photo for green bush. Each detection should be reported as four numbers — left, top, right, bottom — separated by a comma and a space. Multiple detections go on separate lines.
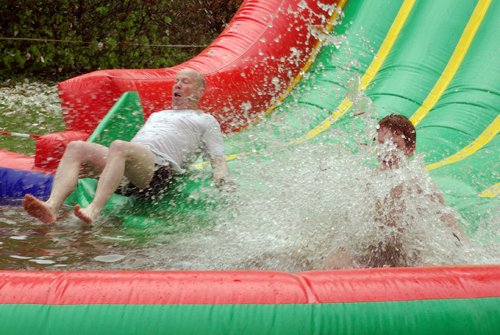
0, 0, 242, 80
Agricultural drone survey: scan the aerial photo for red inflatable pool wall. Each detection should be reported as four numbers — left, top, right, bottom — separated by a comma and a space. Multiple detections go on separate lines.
1, 266, 499, 305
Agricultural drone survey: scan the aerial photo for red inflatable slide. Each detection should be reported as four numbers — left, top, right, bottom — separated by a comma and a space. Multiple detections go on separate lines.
58, 0, 341, 134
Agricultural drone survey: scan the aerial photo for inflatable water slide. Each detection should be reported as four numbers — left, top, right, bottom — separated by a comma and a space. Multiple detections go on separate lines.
1, 0, 499, 333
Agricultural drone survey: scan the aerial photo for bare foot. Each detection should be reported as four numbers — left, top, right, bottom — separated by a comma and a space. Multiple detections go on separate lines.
73, 205, 95, 224
22, 194, 57, 224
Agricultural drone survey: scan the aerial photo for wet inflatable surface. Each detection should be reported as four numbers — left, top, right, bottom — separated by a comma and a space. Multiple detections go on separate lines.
0, 0, 499, 333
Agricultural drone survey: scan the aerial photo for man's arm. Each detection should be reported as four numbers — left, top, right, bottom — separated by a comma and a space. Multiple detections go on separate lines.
210, 156, 229, 186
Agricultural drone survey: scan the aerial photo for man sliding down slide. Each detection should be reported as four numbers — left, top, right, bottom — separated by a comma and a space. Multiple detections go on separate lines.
23, 69, 229, 224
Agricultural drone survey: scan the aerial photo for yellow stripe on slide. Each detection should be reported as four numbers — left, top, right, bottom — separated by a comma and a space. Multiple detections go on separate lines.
410, 0, 491, 126
257, 0, 348, 122
425, 113, 500, 171
479, 182, 500, 198
294, 0, 416, 144
193, 153, 241, 170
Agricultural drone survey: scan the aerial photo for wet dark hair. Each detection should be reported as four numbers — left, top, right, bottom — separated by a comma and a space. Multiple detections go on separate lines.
378, 114, 416, 150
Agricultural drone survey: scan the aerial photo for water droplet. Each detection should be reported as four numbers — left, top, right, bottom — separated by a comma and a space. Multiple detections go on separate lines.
94, 254, 126, 263
10, 255, 32, 260
10, 235, 28, 240
30, 259, 56, 265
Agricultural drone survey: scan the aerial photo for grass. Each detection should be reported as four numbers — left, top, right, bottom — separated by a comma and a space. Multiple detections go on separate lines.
0, 79, 65, 155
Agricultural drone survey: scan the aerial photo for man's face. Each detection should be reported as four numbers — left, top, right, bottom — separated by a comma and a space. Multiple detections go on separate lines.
172, 70, 203, 109
377, 126, 413, 169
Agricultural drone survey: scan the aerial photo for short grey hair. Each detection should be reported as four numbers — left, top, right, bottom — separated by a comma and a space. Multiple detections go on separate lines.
180, 68, 206, 90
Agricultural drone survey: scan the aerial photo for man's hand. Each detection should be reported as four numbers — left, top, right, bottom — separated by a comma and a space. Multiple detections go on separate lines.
210, 156, 235, 189
213, 169, 228, 187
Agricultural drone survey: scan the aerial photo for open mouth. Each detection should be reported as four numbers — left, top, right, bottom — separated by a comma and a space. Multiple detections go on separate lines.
173, 92, 182, 98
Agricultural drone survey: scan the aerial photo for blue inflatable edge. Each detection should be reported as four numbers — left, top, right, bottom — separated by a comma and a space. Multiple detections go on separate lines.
0, 167, 53, 201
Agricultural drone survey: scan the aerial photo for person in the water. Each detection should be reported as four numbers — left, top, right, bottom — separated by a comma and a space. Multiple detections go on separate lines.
324, 114, 464, 269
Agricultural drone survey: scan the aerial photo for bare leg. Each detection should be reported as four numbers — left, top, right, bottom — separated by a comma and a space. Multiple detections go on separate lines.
23, 141, 108, 224
74, 140, 155, 223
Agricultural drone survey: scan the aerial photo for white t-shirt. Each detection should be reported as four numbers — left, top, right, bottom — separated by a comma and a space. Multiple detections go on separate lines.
131, 109, 225, 173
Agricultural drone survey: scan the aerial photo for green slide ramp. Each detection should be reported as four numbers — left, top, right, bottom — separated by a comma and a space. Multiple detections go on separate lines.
227, 0, 498, 231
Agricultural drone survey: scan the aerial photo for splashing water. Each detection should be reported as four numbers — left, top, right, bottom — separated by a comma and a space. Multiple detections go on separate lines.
0, 80, 64, 154
89, 128, 497, 271
1, 5, 498, 271
0, 79, 61, 116
1, 80, 498, 270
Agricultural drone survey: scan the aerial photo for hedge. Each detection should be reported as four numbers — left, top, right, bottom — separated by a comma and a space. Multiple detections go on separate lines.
0, 0, 241, 80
